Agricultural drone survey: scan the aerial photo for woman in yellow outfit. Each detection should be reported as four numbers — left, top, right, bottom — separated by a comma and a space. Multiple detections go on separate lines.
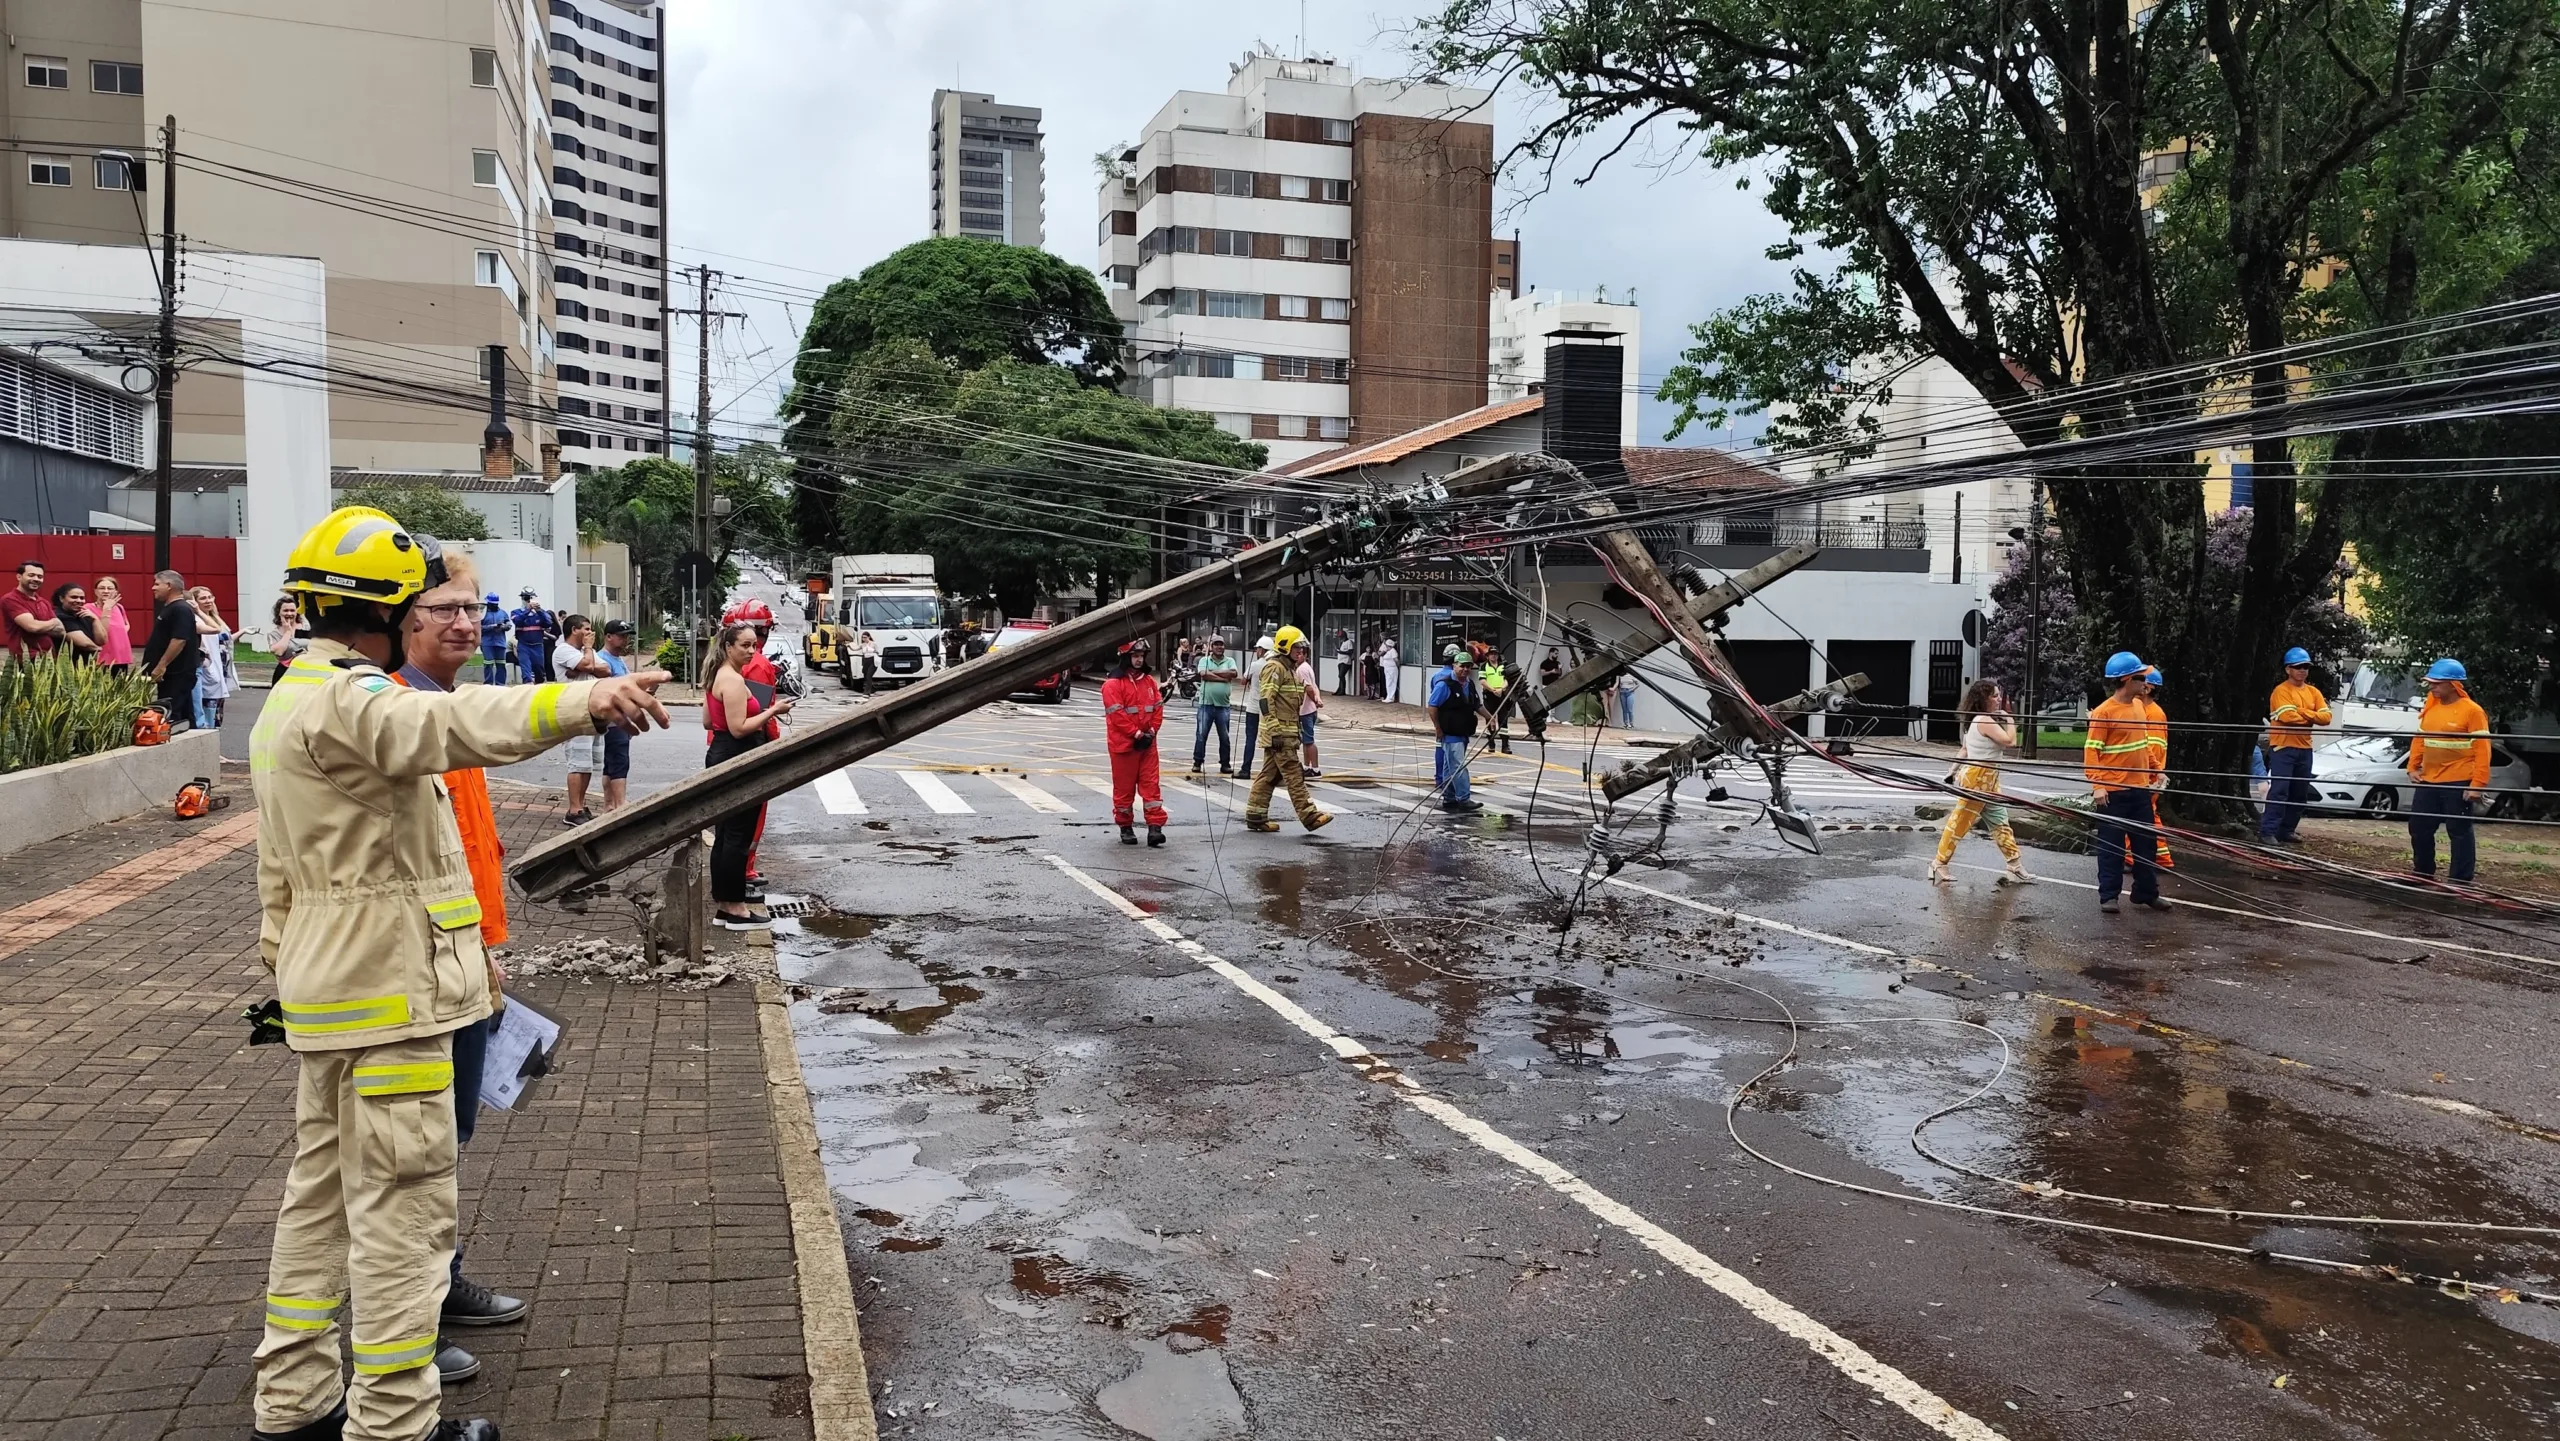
1930, 679, 2035, 886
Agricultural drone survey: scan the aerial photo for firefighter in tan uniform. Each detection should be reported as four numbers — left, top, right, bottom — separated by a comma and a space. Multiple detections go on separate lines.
248, 508, 671, 1441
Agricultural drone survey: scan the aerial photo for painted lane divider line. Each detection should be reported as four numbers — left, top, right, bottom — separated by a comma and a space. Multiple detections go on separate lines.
1039, 852, 2008, 1441
811, 768, 867, 815
985, 772, 1074, 815
896, 769, 975, 815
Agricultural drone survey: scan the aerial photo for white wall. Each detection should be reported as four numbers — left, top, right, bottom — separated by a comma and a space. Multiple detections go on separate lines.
0, 239, 330, 628
447, 539, 557, 620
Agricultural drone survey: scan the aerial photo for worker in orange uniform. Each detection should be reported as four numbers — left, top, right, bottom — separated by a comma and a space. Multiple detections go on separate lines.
2084, 651, 2170, 914
1102, 639, 1169, 846
2407, 657, 2490, 883
2258, 645, 2331, 844
388, 553, 530, 1387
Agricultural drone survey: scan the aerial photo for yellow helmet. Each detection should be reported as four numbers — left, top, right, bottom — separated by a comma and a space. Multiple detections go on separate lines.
283, 506, 446, 607
1273, 624, 1304, 651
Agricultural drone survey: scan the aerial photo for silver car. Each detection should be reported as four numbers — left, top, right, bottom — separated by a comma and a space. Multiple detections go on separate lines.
2288, 733, 2534, 818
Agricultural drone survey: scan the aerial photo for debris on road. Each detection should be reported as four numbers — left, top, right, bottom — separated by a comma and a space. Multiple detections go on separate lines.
497, 938, 734, 989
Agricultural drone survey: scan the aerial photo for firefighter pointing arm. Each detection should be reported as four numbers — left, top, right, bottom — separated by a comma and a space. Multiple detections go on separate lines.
247, 508, 668, 1441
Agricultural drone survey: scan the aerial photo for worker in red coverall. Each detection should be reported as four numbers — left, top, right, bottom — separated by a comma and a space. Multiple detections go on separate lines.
721, 598, 783, 897
1102, 639, 1169, 847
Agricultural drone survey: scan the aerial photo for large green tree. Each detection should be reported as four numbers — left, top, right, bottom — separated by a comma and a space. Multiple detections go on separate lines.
576, 443, 793, 631
782, 239, 1127, 549
828, 352, 1264, 617
339, 482, 491, 542
1418, 0, 2558, 800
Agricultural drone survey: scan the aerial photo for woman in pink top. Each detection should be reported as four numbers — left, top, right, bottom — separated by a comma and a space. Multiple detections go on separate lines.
1293, 639, 1325, 777
91, 576, 134, 671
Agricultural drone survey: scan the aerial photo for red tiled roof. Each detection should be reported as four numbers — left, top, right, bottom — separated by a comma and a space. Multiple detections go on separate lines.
1618, 445, 1788, 494
1270, 393, 1545, 478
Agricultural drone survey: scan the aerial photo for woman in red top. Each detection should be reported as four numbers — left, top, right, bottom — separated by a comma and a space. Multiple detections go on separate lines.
1102, 639, 1169, 846
704, 623, 792, 927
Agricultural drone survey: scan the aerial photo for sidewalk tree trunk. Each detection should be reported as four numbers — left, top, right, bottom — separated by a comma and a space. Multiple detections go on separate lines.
1415, 0, 2559, 810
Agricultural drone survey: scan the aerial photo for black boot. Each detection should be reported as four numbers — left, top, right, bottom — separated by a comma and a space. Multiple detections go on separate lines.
441, 1275, 529, 1327
1119, 825, 1138, 845
1147, 825, 1165, 847
251, 1400, 345, 1441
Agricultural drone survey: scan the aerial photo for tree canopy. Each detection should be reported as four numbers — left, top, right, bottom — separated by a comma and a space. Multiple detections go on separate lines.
339, 482, 490, 542
1417, 0, 2559, 794
828, 350, 1264, 617
782, 240, 1128, 550
575, 444, 793, 631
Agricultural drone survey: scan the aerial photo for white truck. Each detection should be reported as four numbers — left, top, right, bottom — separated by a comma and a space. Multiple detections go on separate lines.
818, 553, 944, 689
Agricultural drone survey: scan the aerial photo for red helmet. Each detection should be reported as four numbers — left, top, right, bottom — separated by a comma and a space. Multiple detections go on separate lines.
721, 598, 774, 627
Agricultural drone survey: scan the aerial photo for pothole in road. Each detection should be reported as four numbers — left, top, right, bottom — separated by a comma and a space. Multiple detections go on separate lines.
1094, 1338, 1247, 1441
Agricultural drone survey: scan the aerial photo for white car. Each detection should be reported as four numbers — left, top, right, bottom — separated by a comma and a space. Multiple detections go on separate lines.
2292, 733, 2533, 818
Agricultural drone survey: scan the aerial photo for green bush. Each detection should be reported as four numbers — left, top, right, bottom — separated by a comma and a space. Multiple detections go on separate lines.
0, 657, 155, 773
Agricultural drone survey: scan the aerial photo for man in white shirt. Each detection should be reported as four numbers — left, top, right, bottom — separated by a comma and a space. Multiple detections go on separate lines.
552, 615, 610, 823
1379, 638, 1400, 704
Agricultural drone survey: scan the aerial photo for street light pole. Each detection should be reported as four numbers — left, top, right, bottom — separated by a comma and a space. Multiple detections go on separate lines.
152, 114, 178, 572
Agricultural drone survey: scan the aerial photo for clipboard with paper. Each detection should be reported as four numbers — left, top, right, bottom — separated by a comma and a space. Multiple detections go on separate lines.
479, 997, 566, 1111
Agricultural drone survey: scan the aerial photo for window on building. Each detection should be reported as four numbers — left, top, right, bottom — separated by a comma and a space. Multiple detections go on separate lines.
557, 297, 588, 320
640, 348, 659, 362
1314, 357, 1348, 383
25, 56, 68, 89
471, 149, 500, 186
1214, 413, 1252, 440
1205, 291, 1259, 319
958, 168, 1003, 187
1279, 174, 1310, 199
1311, 237, 1348, 261
959, 189, 1004, 209
1278, 295, 1310, 319
93, 155, 132, 190
1232, 354, 1263, 381
1318, 297, 1349, 321
470, 47, 498, 87
1318, 415, 1351, 439
1271, 355, 1309, 381
1108, 264, 1136, 288
1317, 178, 1347, 202
28, 157, 72, 187
1212, 228, 1251, 256
90, 61, 143, 94
1211, 168, 1254, 196
558, 364, 589, 384
1277, 415, 1310, 438
642, 378, 661, 393
960, 211, 1003, 231
473, 250, 504, 286
1321, 118, 1352, 142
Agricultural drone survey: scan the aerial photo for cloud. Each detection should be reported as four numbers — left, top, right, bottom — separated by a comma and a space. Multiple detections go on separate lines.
666, 0, 1793, 444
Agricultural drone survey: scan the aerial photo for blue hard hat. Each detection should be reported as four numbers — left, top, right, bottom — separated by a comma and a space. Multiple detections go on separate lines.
485, 593, 502, 605
2425, 657, 2467, 682
2104, 650, 2146, 679
2282, 646, 2311, 666
2144, 667, 2166, 688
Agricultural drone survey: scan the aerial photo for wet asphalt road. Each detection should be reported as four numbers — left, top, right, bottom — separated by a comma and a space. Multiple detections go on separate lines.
220, 584, 2560, 1438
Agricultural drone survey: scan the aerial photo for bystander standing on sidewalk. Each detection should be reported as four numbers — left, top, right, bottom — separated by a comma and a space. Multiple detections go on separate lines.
385, 550, 536, 1386
3, 559, 64, 661
1241, 637, 1271, 756
1429, 654, 1487, 814
596, 620, 638, 811
1334, 629, 1354, 695
704, 622, 790, 929
1190, 633, 1239, 775
1615, 670, 1639, 729
1294, 639, 1326, 777
857, 631, 879, 693
553, 615, 612, 824
92, 574, 133, 672
263, 595, 309, 686
51, 581, 101, 663
142, 570, 202, 724
1379, 634, 1400, 703
191, 587, 237, 731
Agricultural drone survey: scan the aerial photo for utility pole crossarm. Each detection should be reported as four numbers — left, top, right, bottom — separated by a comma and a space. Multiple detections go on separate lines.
509, 453, 1547, 899
1562, 490, 1790, 751
1520, 542, 1821, 729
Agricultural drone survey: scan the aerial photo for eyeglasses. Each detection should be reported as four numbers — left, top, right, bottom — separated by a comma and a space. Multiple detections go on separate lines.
415, 602, 477, 624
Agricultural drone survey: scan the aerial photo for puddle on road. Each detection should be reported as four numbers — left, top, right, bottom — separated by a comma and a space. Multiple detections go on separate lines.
1155, 1302, 1230, 1350
850, 1207, 901, 1227
1094, 1339, 1247, 1441
1006, 1250, 1138, 1299
1420, 1040, 1477, 1062
800, 913, 883, 942
876, 1235, 945, 1253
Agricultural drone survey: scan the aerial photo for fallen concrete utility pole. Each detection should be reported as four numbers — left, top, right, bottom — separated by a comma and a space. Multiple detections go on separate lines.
1577, 501, 1786, 751
1517, 542, 1819, 732
511, 453, 1552, 899
1598, 675, 1870, 803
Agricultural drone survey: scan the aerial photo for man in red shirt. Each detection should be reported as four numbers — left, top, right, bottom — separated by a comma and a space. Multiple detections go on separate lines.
3, 560, 65, 659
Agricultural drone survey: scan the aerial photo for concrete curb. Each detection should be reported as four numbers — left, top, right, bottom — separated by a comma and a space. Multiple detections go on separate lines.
748, 929, 878, 1441
0, 728, 222, 857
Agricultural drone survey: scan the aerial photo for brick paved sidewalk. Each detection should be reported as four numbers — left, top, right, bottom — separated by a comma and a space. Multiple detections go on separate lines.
0, 772, 822, 1441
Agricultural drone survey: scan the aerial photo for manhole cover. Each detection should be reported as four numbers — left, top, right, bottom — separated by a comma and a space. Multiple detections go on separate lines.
765, 899, 830, 919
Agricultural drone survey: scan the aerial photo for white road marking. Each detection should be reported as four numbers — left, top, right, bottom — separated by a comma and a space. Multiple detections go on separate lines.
810, 769, 867, 815
1603, 875, 1899, 957
986, 773, 1073, 815
1069, 775, 1116, 799
1039, 853, 2006, 1441
1158, 775, 1239, 809
896, 770, 975, 814
1948, 863, 2557, 969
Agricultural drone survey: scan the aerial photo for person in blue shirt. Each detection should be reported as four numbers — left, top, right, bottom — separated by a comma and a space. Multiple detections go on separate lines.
1427, 654, 1486, 813
1428, 644, 1463, 786
509, 590, 553, 684
476, 593, 510, 686
595, 619, 637, 811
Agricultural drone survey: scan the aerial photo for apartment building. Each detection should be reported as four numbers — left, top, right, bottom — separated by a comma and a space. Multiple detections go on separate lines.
2, 2, 572, 480
544, 0, 669, 469
1488, 288, 1644, 447
929, 90, 1044, 246
1095, 53, 1494, 469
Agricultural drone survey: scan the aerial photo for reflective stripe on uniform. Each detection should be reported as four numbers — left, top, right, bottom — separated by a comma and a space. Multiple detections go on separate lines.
278, 994, 412, 1036
2420, 735, 2481, 749
351, 1060, 453, 1097
530, 684, 567, 739
2086, 739, 2153, 755
424, 895, 483, 930
349, 1332, 439, 1375
264, 1293, 343, 1332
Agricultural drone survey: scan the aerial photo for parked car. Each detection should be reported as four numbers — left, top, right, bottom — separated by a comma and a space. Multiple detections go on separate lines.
2295, 733, 2534, 818
984, 621, 1074, 703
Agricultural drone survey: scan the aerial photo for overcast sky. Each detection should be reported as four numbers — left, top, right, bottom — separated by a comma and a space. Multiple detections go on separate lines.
665, 0, 1795, 448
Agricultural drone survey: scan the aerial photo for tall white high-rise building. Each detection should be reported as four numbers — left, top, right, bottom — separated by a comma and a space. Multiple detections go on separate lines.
1096, 53, 1495, 469
930, 91, 1045, 246
1489, 289, 1644, 446
545, 0, 669, 470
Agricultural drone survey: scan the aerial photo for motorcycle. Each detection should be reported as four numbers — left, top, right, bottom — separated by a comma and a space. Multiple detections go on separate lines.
762, 638, 809, 700
1170, 663, 1200, 701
